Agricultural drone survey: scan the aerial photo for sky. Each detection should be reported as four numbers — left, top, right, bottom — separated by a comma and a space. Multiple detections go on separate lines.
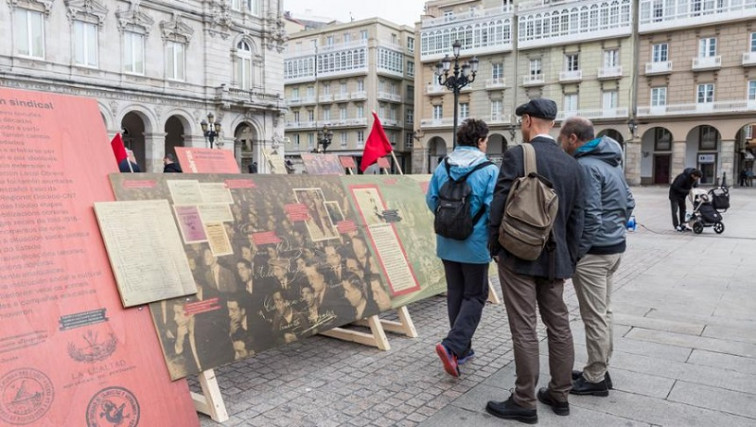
284, 0, 427, 28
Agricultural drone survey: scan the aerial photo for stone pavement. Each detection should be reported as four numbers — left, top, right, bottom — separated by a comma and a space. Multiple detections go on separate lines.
198, 186, 756, 426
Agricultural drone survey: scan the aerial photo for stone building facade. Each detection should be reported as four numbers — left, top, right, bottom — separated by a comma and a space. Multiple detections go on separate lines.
282, 18, 416, 172
0, 0, 286, 173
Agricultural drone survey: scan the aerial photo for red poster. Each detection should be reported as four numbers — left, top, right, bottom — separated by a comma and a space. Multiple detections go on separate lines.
339, 156, 356, 169
175, 146, 239, 173
376, 157, 391, 169
0, 88, 198, 425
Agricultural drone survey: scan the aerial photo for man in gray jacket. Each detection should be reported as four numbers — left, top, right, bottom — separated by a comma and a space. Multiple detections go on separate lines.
558, 116, 635, 397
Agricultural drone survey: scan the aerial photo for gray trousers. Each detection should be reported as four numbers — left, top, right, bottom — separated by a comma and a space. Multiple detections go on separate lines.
498, 262, 574, 408
572, 253, 622, 383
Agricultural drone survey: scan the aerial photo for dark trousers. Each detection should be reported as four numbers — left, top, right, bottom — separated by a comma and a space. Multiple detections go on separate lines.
670, 198, 686, 228
498, 262, 574, 408
441, 260, 489, 357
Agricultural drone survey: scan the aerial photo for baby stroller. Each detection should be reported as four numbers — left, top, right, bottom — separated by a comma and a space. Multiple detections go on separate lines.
686, 186, 729, 234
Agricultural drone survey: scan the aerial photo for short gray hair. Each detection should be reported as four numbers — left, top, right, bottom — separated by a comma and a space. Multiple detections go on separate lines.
560, 117, 595, 142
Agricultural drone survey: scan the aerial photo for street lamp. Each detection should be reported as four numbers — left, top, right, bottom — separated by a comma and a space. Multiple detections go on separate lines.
627, 118, 638, 140
316, 125, 333, 153
200, 112, 222, 149
434, 40, 479, 149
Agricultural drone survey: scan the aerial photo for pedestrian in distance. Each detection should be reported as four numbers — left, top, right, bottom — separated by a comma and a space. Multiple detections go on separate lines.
426, 118, 498, 378
486, 98, 584, 424
669, 168, 702, 231
558, 116, 635, 397
163, 153, 182, 173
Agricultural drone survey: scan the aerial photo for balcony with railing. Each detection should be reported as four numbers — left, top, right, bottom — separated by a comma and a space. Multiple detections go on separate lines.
742, 51, 756, 66
645, 61, 673, 75
522, 74, 545, 86
333, 92, 350, 102
350, 91, 367, 100
285, 121, 318, 129
288, 97, 303, 106
559, 70, 583, 83
597, 66, 623, 80
425, 84, 447, 95
485, 78, 508, 89
318, 94, 334, 103
639, 0, 756, 33
556, 108, 629, 121
421, 4, 514, 28
487, 112, 512, 125
692, 56, 722, 71
420, 117, 455, 128
318, 39, 368, 53
377, 92, 402, 102
382, 119, 400, 127
637, 100, 756, 117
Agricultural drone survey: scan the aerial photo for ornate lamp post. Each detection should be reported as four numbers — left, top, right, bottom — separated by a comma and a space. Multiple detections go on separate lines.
316, 125, 333, 153
434, 40, 479, 149
200, 112, 222, 149
627, 118, 638, 140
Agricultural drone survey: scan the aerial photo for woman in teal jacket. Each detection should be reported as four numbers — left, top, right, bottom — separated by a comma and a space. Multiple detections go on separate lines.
426, 118, 498, 377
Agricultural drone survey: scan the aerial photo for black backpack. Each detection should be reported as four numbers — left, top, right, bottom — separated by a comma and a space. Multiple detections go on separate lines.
433, 159, 494, 240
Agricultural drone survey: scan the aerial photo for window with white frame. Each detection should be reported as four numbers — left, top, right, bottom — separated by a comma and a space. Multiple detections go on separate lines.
308, 133, 314, 149
357, 79, 364, 92
344, 32, 351, 43
307, 109, 314, 121
652, 43, 668, 62
379, 104, 386, 119
248, 0, 261, 16
292, 87, 299, 99
563, 94, 578, 112
340, 82, 347, 95
459, 103, 469, 119
339, 105, 347, 120
322, 83, 330, 95
293, 111, 300, 122
751, 33, 756, 52
73, 21, 97, 67
323, 108, 331, 121
357, 131, 364, 145
340, 131, 348, 147
651, 87, 667, 106
13, 8, 44, 59
603, 49, 619, 68
749, 81, 756, 101
356, 104, 364, 118
602, 90, 618, 111
406, 108, 414, 125
166, 41, 185, 81
307, 86, 314, 97
360, 30, 368, 40
699, 37, 717, 57
326, 36, 334, 46
235, 40, 253, 89
491, 100, 503, 119
407, 61, 414, 77
492, 63, 504, 80
433, 105, 443, 120
529, 58, 542, 76
377, 48, 403, 74
697, 83, 714, 104
390, 105, 397, 121
407, 36, 414, 53
652, 0, 664, 22
406, 133, 414, 148
565, 54, 579, 71
124, 31, 145, 74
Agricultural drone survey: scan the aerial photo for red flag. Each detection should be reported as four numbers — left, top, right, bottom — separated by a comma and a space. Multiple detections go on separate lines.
110, 133, 128, 164
360, 112, 393, 172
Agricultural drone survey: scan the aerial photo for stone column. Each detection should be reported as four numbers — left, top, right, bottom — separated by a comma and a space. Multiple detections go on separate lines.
672, 140, 687, 183
412, 144, 428, 174
144, 132, 168, 173
625, 141, 642, 186
720, 139, 735, 186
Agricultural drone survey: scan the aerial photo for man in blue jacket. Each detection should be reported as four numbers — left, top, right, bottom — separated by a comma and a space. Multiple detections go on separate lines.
426, 118, 498, 378
559, 116, 635, 397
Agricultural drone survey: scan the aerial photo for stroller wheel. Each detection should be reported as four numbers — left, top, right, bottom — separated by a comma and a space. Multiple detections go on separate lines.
714, 222, 725, 234
692, 221, 704, 234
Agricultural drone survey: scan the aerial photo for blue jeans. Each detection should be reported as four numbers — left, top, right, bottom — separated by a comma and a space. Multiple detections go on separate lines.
441, 260, 489, 357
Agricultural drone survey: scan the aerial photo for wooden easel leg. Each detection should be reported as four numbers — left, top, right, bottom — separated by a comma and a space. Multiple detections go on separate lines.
487, 279, 501, 305
191, 369, 229, 422
353, 306, 418, 338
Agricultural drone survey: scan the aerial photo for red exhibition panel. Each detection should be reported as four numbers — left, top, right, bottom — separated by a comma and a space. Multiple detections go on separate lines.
0, 87, 198, 426
175, 146, 240, 173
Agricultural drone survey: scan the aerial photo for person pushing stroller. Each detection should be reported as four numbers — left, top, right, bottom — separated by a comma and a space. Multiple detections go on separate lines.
669, 168, 702, 232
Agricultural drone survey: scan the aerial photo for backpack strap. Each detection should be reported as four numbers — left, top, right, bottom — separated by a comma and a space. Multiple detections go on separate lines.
522, 144, 537, 176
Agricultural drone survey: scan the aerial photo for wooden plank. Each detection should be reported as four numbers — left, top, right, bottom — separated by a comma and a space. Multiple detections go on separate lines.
396, 305, 418, 337
352, 307, 418, 338
192, 369, 229, 422
320, 315, 390, 350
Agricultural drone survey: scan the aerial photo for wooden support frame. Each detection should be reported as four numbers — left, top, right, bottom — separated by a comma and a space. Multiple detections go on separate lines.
487, 279, 501, 305
191, 369, 229, 422
322, 305, 418, 350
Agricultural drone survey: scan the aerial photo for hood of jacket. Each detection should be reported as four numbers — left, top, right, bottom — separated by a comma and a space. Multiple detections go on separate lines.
574, 136, 623, 167
445, 146, 489, 180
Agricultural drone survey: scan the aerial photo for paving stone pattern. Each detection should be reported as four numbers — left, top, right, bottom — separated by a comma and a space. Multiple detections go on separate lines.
197, 187, 756, 426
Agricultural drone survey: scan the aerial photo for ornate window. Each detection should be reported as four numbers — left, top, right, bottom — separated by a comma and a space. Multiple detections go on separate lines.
235, 40, 253, 89
13, 8, 45, 58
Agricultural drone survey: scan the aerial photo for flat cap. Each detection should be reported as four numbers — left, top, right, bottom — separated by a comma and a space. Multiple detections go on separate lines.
515, 98, 557, 120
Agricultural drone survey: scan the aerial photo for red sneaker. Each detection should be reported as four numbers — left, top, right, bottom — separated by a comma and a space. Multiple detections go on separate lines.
435, 343, 460, 377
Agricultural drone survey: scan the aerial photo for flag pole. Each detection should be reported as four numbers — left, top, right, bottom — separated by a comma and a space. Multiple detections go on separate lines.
390, 151, 403, 175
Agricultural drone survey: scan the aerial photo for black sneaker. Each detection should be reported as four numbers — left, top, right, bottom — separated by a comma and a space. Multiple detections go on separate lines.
571, 370, 613, 389
537, 387, 569, 416
570, 375, 609, 397
486, 395, 538, 424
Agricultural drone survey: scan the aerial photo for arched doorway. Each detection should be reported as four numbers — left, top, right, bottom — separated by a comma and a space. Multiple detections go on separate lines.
164, 115, 186, 158
640, 127, 673, 184
487, 133, 507, 166
735, 123, 756, 186
686, 125, 720, 185
121, 112, 147, 169
427, 137, 447, 173
234, 123, 257, 173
